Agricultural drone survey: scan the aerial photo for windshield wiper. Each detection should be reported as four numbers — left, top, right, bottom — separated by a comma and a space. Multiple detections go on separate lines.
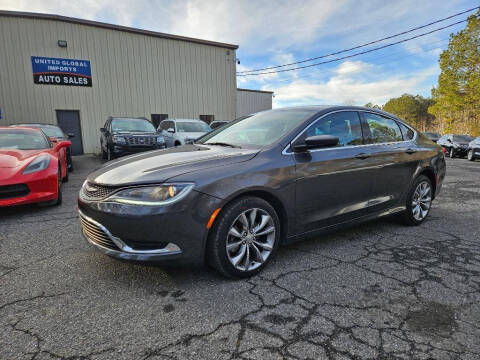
204, 142, 241, 148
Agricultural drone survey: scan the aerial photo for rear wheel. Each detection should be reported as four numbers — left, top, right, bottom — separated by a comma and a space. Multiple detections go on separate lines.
107, 147, 113, 161
207, 196, 280, 278
400, 175, 432, 226
467, 150, 475, 161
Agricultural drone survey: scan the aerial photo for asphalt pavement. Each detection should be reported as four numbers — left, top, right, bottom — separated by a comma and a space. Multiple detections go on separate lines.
1, 155, 479, 360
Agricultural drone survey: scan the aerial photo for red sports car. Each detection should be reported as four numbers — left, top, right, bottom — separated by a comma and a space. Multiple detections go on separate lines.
0, 126, 71, 207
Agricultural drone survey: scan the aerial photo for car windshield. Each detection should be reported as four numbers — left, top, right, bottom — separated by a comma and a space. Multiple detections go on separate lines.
453, 135, 473, 142
176, 121, 211, 133
18, 125, 65, 138
197, 109, 315, 148
0, 129, 49, 150
111, 118, 155, 132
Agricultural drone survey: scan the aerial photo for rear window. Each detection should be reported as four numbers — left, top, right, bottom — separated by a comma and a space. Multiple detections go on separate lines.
176, 122, 211, 133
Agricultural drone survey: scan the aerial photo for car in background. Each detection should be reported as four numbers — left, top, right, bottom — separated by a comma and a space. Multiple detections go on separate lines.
0, 127, 70, 207
209, 121, 229, 130
423, 132, 441, 143
100, 117, 165, 160
437, 134, 474, 158
467, 137, 480, 161
13, 123, 74, 172
158, 119, 211, 147
79, 106, 445, 278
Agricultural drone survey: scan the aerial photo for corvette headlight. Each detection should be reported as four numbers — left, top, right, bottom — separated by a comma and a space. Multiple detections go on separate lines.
106, 183, 194, 206
23, 155, 51, 174
112, 135, 126, 144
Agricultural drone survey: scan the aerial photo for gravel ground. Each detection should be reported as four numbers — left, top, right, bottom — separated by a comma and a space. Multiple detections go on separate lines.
0, 155, 479, 360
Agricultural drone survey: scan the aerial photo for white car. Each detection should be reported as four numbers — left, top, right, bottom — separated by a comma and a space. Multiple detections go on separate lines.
158, 119, 211, 147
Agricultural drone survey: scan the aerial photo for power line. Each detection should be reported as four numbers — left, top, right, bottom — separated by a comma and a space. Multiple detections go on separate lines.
237, 14, 479, 77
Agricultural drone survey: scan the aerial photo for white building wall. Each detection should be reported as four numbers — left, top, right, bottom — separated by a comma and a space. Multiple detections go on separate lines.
236, 89, 273, 118
0, 13, 237, 153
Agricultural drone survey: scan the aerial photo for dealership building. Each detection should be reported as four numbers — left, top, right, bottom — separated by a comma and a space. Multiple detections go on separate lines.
0, 11, 272, 154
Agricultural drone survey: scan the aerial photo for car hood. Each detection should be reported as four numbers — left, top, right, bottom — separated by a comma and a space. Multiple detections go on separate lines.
87, 144, 258, 186
0, 149, 46, 182
112, 131, 158, 136
175, 132, 208, 139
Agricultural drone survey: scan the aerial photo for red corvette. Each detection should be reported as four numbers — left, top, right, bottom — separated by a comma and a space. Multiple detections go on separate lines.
0, 127, 71, 207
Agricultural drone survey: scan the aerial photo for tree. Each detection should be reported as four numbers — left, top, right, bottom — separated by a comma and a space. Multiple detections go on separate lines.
382, 94, 435, 131
364, 102, 381, 109
429, 12, 480, 136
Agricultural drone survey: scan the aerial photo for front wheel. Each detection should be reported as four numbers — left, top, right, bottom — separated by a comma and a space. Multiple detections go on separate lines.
399, 175, 432, 226
467, 150, 475, 161
207, 197, 280, 278
449, 148, 455, 158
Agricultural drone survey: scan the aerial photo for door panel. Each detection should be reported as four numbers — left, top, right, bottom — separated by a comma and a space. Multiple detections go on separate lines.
295, 148, 377, 233
56, 110, 83, 155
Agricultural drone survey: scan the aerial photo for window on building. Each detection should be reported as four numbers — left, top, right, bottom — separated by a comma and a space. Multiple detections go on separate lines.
151, 114, 168, 129
199, 115, 215, 124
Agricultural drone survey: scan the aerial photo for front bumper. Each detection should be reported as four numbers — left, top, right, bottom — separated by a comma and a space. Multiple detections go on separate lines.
453, 147, 468, 155
78, 190, 222, 264
112, 144, 166, 157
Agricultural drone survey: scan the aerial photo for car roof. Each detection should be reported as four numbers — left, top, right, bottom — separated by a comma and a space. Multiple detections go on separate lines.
14, 123, 59, 127
170, 118, 207, 123
1, 126, 44, 132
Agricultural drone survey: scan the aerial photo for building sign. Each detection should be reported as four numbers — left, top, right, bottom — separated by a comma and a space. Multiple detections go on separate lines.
31, 56, 92, 86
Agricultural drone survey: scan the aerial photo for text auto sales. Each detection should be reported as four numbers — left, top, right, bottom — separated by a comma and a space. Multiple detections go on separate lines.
32, 57, 92, 87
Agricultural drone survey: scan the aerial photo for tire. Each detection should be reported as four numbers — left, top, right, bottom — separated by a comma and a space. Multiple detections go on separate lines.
62, 169, 69, 183
467, 150, 475, 161
207, 196, 281, 279
68, 158, 74, 172
101, 147, 107, 160
399, 175, 433, 226
449, 148, 455, 158
107, 147, 113, 161
174, 141, 181, 147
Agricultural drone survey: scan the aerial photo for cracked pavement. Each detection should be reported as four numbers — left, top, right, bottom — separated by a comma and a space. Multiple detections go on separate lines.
1, 155, 479, 359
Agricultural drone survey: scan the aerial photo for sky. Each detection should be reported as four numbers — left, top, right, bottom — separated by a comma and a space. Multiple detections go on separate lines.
1, 0, 478, 108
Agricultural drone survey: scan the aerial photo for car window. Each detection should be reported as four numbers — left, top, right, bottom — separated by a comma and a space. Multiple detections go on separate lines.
159, 121, 169, 131
452, 135, 473, 142
304, 111, 363, 147
176, 122, 211, 133
0, 129, 49, 150
111, 118, 156, 132
398, 122, 414, 140
363, 113, 403, 143
198, 109, 315, 148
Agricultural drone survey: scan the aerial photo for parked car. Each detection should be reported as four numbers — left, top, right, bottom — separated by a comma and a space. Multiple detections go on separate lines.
79, 106, 446, 278
437, 134, 474, 158
13, 123, 74, 172
0, 127, 70, 207
423, 132, 441, 143
100, 117, 165, 160
158, 119, 211, 146
209, 121, 229, 130
467, 137, 480, 161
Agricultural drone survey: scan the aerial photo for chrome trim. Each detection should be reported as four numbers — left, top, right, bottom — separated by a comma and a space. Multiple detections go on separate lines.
282, 109, 417, 155
78, 210, 181, 255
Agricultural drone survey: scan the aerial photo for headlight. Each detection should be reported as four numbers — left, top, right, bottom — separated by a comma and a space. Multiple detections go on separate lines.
23, 155, 51, 175
106, 183, 194, 206
156, 136, 165, 143
112, 135, 126, 144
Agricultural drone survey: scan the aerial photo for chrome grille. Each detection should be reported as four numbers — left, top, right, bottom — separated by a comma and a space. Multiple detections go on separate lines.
126, 136, 155, 146
80, 182, 117, 201
79, 213, 119, 251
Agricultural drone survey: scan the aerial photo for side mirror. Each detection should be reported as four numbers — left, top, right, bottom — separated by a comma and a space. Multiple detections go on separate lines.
100, 128, 106, 133
292, 135, 339, 152
49, 136, 58, 143
54, 140, 71, 152
447, 139, 452, 142
167, 128, 175, 133
67, 133, 75, 138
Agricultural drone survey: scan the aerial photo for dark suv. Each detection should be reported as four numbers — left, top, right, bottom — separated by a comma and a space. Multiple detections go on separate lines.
437, 134, 474, 158
100, 117, 166, 160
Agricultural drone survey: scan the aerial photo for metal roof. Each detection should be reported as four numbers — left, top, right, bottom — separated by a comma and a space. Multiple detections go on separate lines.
0, 10, 239, 50
237, 88, 274, 94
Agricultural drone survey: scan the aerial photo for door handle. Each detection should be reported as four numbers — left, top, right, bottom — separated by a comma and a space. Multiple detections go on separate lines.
355, 153, 370, 160
405, 148, 417, 154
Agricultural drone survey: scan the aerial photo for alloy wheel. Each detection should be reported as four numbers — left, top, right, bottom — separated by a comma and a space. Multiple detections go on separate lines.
411, 181, 432, 221
468, 150, 474, 161
226, 208, 275, 272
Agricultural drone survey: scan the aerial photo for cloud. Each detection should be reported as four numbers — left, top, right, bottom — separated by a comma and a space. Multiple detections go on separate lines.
271, 63, 438, 107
